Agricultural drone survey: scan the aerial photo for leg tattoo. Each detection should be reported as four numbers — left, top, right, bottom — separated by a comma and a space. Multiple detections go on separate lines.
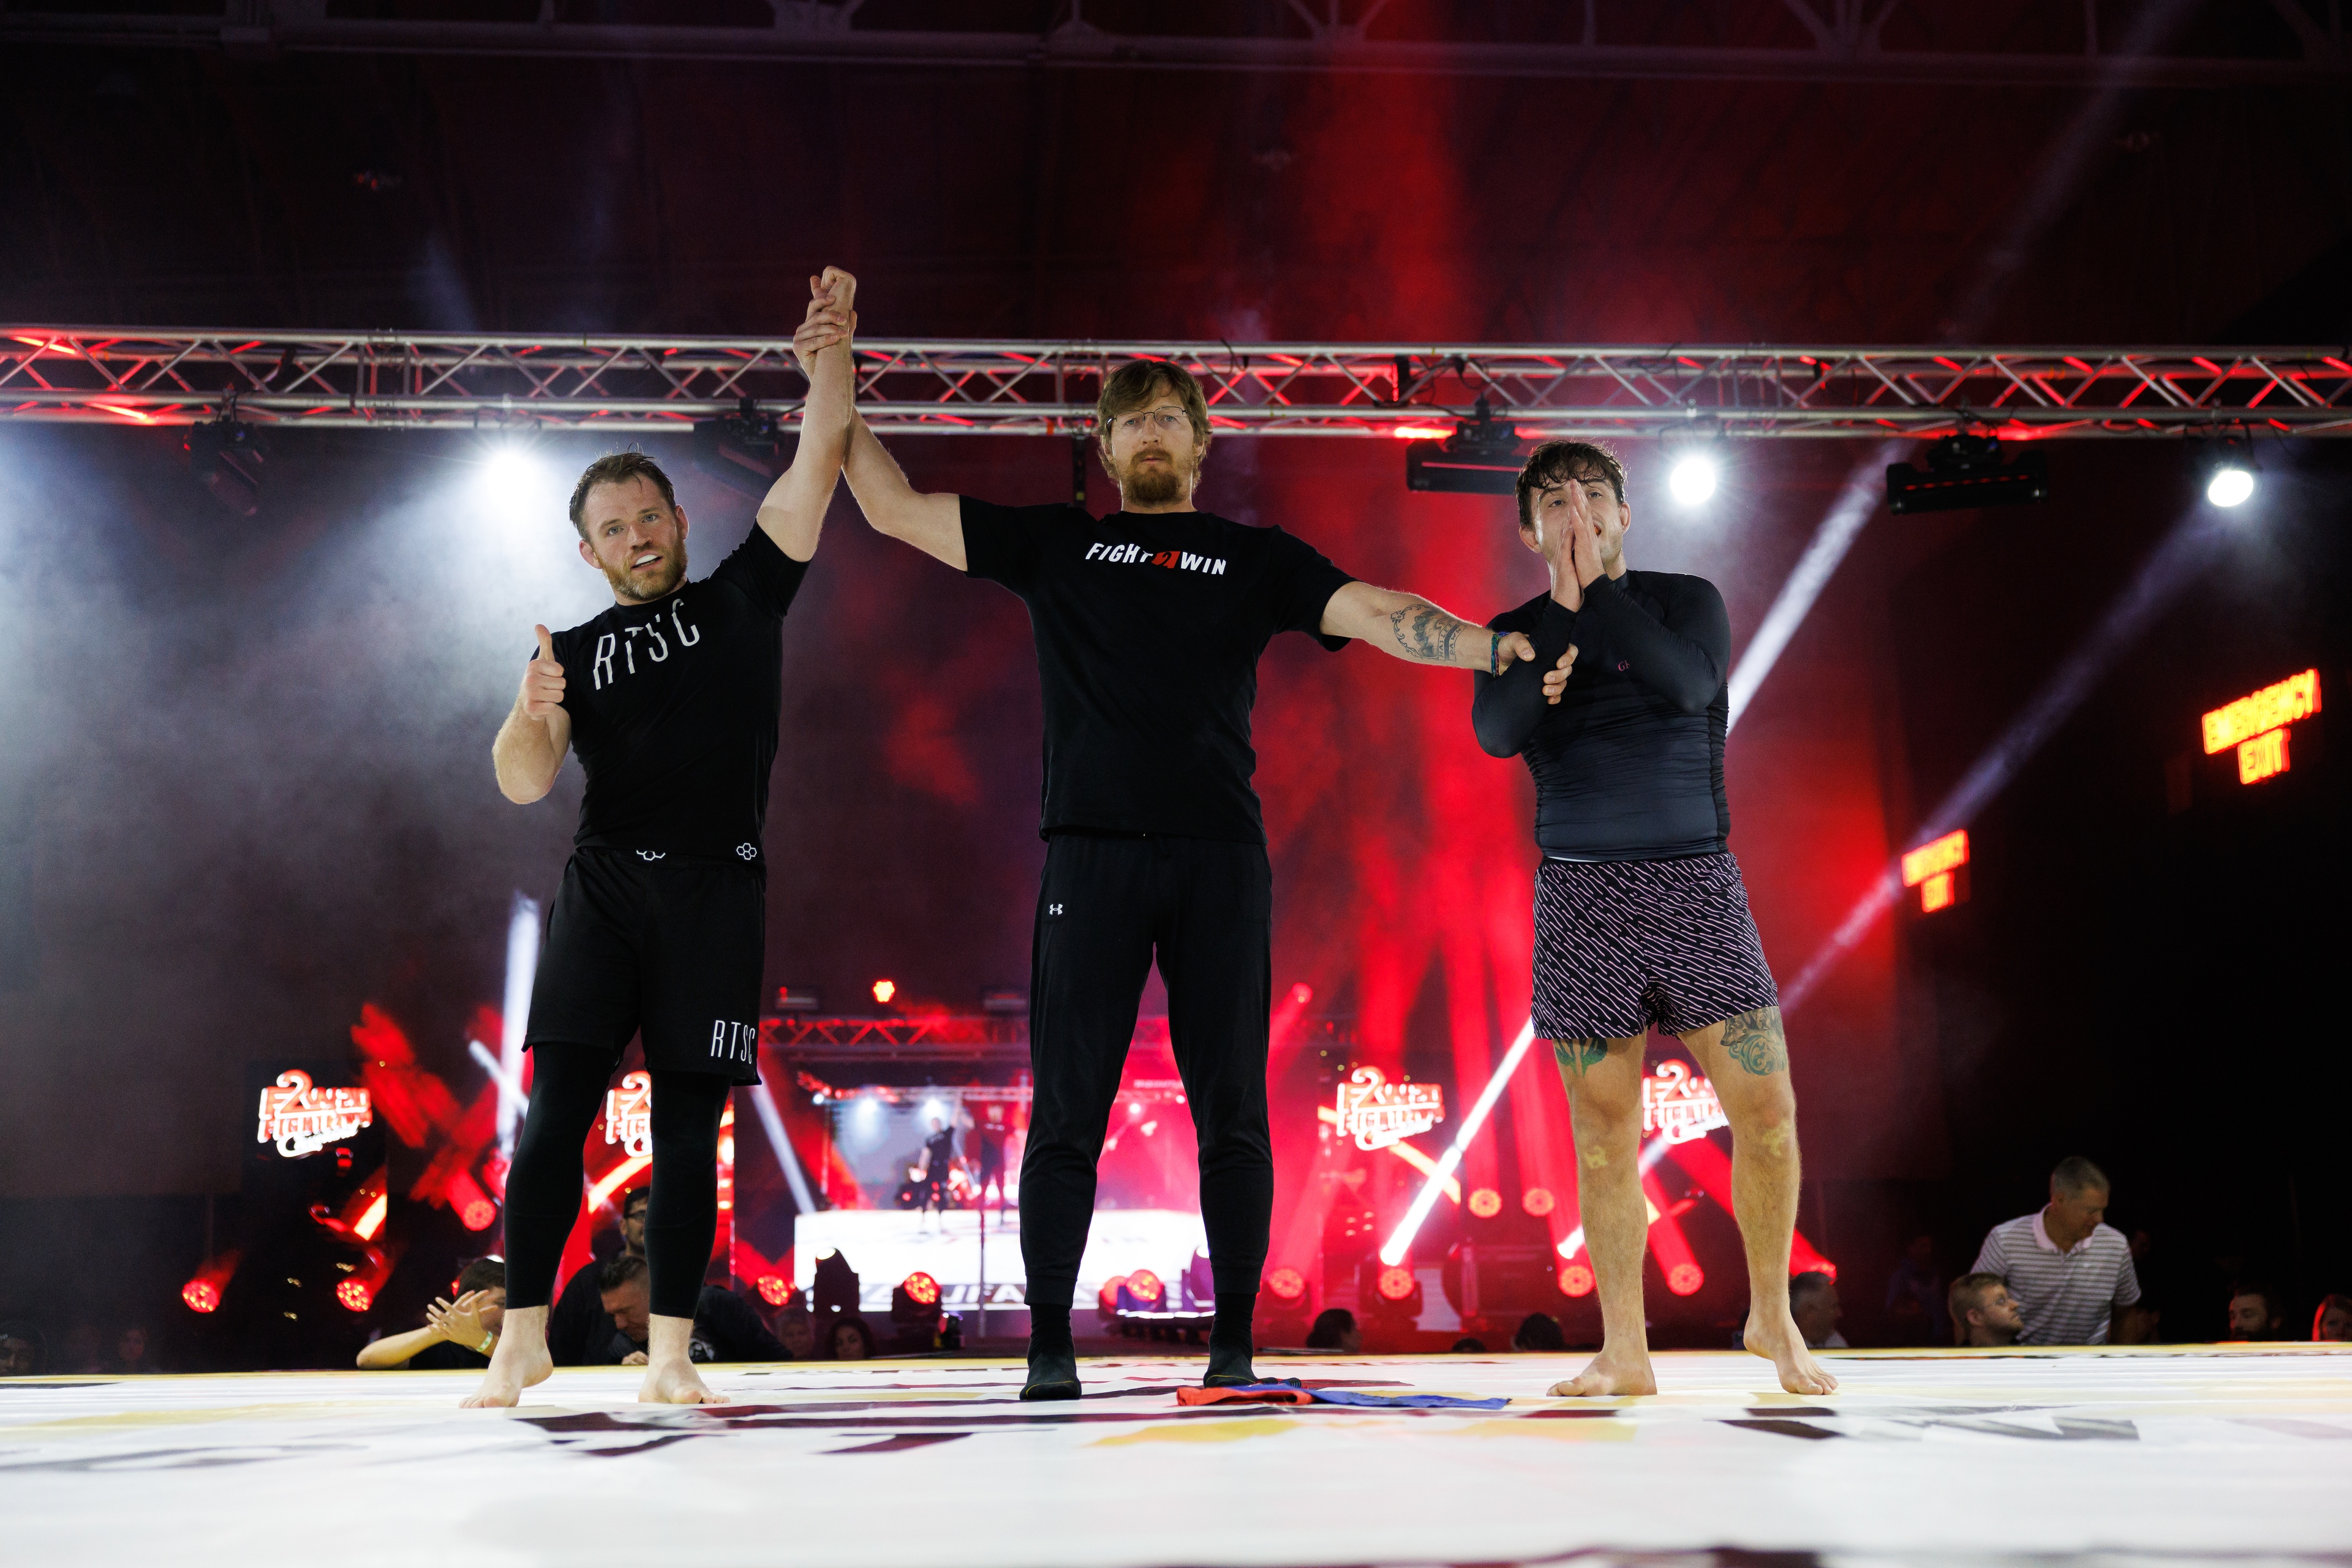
1553, 1038, 1609, 1078
1719, 1006, 1789, 1076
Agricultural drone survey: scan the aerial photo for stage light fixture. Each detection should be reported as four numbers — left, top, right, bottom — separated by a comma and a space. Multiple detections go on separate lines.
184, 413, 267, 516
1558, 1261, 1596, 1298
1097, 1273, 1129, 1314
1521, 1186, 1556, 1218
756, 1274, 791, 1306
1667, 451, 1718, 507
1264, 1266, 1308, 1305
1401, 395, 1525, 496
691, 396, 792, 501
2204, 439, 2256, 508
1466, 1187, 1502, 1219
870, 978, 895, 1005
1884, 432, 2048, 514
900, 1270, 941, 1308
181, 1250, 241, 1314
477, 442, 551, 514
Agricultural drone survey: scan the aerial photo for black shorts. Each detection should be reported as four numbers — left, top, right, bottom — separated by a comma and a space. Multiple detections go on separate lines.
1531, 851, 1779, 1041
523, 849, 766, 1083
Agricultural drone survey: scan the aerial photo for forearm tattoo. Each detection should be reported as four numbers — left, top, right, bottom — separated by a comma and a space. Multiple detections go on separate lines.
1721, 1006, 1790, 1075
1389, 600, 1469, 664
1553, 1038, 1610, 1078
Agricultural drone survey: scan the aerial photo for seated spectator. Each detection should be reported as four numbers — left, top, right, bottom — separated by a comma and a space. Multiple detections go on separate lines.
60, 1323, 107, 1374
1947, 1272, 2024, 1347
2225, 1283, 2286, 1341
2312, 1293, 2352, 1343
598, 1255, 786, 1365
1970, 1155, 2141, 1345
550, 1186, 647, 1365
0, 1321, 47, 1376
1450, 1336, 1488, 1353
1303, 1308, 1360, 1352
828, 1314, 878, 1361
356, 1258, 508, 1370
1512, 1312, 1567, 1351
1790, 1271, 1847, 1348
1883, 1234, 1945, 1344
772, 1308, 816, 1360
113, 1325, 157, 1375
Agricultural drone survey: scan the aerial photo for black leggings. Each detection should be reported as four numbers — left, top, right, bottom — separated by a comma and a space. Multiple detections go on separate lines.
502, 1046, 731, 1321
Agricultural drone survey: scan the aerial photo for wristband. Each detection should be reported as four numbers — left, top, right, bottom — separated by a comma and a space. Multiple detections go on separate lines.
1489, 630, 1501, 676
477, 1332, 497, 1355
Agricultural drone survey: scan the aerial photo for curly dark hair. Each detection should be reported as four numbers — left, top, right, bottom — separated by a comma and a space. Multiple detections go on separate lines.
568, 451, 678, 538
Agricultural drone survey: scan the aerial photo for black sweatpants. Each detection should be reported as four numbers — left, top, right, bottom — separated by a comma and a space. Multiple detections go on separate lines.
502, 1044, 731, 1321
1020, 831, 1273, 1310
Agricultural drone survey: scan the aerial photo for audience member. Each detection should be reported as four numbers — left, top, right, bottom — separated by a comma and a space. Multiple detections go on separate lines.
0, 1321, 47, 1376
1947, 1272, 2024, 1348
1303, 1308, 1360, 1352
550, 1186, 649, 1365
1512, 1312, 1567, 1352
1883, 1233, 1945, 1343
2225, 1284, 2286, 1342
60, 1322, 107, 1374
598, 1254, 786, 1364
356, 1258, 508, 1370
1970, 1155, 2141, 1344
828, 1314, 878, 1361
2312, 1293, 2352, 1343
1790, 1271, 1847, 1348
112, 1325, 157, 1374
774, 1308, 816, 1360
1449, 1336, 1488, 1353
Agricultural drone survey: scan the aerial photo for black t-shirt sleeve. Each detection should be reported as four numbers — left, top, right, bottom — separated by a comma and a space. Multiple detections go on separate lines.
698, 1287, 788, 1362
961, 497, 1060, 591
1472, 598, 1577, 758
1577, 573, 1729, 715
1265, 527, 1355, 651
402, 1338, 491, 1371
710, 523, 813, 619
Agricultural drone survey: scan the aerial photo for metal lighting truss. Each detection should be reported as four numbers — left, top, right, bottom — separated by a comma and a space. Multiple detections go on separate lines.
4, 329, 2348, 439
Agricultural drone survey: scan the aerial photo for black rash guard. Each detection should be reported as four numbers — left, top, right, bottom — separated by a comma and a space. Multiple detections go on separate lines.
1472, 570, 1732, 861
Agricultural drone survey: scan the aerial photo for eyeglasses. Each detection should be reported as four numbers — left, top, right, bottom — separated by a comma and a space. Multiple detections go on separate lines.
1113, 408, 1192, 437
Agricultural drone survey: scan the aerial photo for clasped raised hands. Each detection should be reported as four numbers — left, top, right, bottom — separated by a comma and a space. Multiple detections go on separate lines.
793, 265, 859, 375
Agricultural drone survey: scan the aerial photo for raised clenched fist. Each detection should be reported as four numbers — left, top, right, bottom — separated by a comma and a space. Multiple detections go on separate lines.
521, 624, 566, 721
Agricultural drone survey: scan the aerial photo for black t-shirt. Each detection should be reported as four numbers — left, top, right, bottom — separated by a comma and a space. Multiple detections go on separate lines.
548, 1258, 622, 1366
961, 499, 1355, 843
924, 1127, 956, 1177
546, 528, 810, 859
594, 1286, 790, 1364
402, 1338, 491, 1371
1471, 571, 1732, 861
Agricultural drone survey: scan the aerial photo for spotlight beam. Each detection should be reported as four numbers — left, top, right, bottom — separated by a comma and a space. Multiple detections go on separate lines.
1779, 505, 2233, 1014
497, 891, 540, 1163
1378, 1019, 1536, 1267
1726, 442, 1899, 733
746, 1079, 818, 1216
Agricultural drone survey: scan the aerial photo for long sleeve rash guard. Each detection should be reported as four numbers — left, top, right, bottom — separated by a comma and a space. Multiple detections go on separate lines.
1471, 570, 1733, 861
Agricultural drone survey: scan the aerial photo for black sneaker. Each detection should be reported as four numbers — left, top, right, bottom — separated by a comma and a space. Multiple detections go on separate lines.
1019, 1341, 1081, 1401
1202, 1336, 1257, 1388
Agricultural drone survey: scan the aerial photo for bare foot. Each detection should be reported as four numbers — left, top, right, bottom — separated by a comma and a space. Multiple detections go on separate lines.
1744, 1311, 1839, 1396
459, 1336, 552, 1408
1547, 1347, 1657, 1398
639, 1357, 728, 1406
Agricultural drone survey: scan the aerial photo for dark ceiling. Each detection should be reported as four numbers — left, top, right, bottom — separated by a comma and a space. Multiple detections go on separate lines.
3, 1, 2347, 344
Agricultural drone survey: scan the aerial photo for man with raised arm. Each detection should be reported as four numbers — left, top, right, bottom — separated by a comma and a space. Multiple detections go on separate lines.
837, 335, 1536, 1399
463, 272, 856, 1409
1472, 440, 1835, 1398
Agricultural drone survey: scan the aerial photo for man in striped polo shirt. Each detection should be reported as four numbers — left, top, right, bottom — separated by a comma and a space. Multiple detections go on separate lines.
1971, 1156, 2142, 1345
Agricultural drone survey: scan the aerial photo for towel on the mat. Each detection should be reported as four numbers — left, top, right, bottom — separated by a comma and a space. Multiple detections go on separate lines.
1176, 1380, 1507, 1410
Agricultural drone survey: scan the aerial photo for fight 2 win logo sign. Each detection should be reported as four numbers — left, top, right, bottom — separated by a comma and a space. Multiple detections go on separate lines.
1084, 541, 1227, 575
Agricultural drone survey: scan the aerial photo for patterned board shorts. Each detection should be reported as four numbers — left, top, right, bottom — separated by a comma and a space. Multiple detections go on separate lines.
1532, 851, 1781, 1041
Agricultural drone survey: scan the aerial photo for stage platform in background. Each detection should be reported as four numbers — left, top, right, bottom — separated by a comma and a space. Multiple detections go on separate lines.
791, 1205, 1209, 1311
5, 1346, 2349, 1567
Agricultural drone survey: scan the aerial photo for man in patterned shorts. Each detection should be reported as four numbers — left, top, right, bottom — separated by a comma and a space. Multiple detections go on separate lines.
1472, 440, 1834, 1398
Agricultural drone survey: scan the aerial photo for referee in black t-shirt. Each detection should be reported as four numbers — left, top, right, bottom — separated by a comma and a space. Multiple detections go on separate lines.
462, 273, 858, 1409
841, 345, 1539, 1398
1471, 440, 1835, 1400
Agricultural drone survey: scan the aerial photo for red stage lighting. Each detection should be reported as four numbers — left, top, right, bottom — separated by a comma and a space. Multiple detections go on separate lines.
756, 1275, 791, 1307
1559, 1261, 1596, 1297
871, 978, 896, 1005
1667, 1262, 1705, 1297
900, 1270, 941, 1308
1123, 1269, 1165, 1307
1264, 1267, 1307, 1305
1467, 1187, 1503, 1219
1374, 1265, 1417, 1303
1521, 1186, 1556, 1218
336, 1278, 375, 1313
1098, 1274, 1129, 1313
181, 1250, 240, 1314
336, 1247, 394, 1314
448, 1169, 497, 1232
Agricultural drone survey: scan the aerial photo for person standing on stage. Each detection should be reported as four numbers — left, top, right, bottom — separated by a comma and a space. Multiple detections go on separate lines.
462, 273, 857, 1408
1472, 440, 1835, 1398
839, 336, 1538, 1399
918, 1116, 957, 1227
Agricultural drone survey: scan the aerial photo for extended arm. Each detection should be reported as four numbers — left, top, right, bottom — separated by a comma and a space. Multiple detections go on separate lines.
493, 625, 571, 804
755, 270, 860, 563
355, 1324, 448, 1370
1471, 598, 1580, 758
842, 413, 966, 570
1574, 574, 1730, 714
1320, 581, 1535, 672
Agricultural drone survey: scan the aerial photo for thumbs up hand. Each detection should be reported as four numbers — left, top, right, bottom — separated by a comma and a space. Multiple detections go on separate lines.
521, 624, 567, 720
